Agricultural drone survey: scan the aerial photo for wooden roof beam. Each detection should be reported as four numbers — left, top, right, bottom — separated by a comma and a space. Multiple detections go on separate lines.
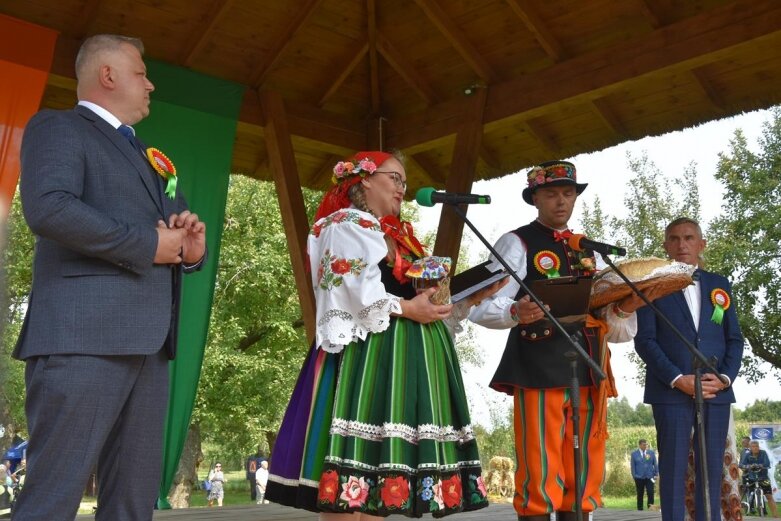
252, 157, 269, 178
74, 0, 103, 39
413, 0, 498, 83
260, 90, 316, 341
180, 0, 235, 66
479, 142, 501, 170
250, 0, 323, 88
689, 67, 727, 111
505, 0, 564, 61
388, 0, 781, 149
376, 31, 439, 105
433, 87, 488, 269
367, 0, 381, 114
521, 118, 557, 158
636, 0, 664, 29
590, 97, 628, 139
408, 153, 447, 185
317, 42, 369, 107
310, 154, 343, 189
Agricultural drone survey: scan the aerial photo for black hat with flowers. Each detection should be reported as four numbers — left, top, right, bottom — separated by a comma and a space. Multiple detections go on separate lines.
522, 160, 587, 205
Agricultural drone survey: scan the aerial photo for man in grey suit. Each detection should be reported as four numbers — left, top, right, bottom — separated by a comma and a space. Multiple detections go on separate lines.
12, 34, 206, 521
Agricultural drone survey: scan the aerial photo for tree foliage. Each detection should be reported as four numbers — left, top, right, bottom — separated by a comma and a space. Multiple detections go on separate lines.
580, 152, 701, 384
707, 108, 781, 381
580, 110, 781, 384
580, 152, 700, 258
607, 397, 654, 428
733, 399, 781, 423
193, 175, 321, 463
1, 192, 35, 447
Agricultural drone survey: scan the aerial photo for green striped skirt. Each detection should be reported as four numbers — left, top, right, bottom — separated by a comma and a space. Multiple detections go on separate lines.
267, 316, 488, 517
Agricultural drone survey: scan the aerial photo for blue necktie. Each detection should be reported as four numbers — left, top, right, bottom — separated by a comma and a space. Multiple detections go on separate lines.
118, 125, 144, 156
118, 125, 161, 201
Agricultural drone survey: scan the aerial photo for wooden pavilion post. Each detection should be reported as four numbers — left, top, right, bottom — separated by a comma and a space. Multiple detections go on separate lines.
432, 87, 487, 269
260, 90, 316, 341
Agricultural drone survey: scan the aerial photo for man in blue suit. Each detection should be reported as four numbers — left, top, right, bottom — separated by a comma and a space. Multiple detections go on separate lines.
13, 34, 206, 521
630, 439, 658, 511
635, 217, 744, 521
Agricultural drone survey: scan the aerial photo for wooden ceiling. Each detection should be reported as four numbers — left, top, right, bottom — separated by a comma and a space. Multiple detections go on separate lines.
4, 0, 781, 195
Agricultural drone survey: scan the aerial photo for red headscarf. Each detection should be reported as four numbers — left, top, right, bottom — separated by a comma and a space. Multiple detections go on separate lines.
313, 150, 426, 283
314, 151, 393, 221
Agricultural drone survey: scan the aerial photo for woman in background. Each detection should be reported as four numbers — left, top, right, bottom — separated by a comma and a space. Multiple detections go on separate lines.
207, 462, 226, 507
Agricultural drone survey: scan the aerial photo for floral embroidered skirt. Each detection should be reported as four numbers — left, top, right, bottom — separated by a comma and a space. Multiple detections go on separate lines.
266, 317, 488, 517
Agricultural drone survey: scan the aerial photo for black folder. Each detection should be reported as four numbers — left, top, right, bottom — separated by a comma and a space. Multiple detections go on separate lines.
449, 260, 509, 303
530, 276, 594, 323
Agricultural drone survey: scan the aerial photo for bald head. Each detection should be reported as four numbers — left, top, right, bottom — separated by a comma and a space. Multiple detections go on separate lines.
75, 34, 154, 125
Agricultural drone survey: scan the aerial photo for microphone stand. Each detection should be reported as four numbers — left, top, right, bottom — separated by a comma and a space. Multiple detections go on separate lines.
598, 255, 727, 521
447, 204, 604, 520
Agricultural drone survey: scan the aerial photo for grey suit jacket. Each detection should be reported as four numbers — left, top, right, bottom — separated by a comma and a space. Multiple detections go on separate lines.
14, 105, 194, 360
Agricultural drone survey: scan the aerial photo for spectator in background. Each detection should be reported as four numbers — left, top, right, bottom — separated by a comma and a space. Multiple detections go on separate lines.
740, 436, 751, 459
630, 439, 658, 511
255, 460, 269, 505
207, 463, 226, 507
245, 451, 259, 501
740, 440, 778, 518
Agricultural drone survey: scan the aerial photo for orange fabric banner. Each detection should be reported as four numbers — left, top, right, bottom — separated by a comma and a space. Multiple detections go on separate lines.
0, 15, 58, 216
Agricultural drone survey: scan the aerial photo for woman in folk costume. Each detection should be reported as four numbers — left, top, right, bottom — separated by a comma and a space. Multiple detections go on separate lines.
266, 151, 491, 519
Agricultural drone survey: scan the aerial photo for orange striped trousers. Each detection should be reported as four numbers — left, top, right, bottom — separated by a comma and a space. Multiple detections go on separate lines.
512, 386, 605, 516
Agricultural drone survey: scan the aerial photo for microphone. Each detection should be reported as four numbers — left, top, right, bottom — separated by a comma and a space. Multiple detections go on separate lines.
568, 234, 627, 257
415, 187, 491, 207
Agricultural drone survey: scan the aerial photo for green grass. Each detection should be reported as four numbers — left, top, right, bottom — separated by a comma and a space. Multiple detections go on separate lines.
601, 495, 637, 510
190, 470, 257, 507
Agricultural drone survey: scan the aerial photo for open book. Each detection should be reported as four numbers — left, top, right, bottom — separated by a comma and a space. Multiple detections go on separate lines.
449, 260, 509, 303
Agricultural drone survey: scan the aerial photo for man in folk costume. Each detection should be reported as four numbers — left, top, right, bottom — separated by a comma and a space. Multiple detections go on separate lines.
470, 160, 658, 521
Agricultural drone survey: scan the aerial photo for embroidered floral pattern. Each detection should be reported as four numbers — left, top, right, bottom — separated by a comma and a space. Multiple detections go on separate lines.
318, 249, 368, 290
316, 467, 486, 516
431, 479, 445, 510
527, 162, 576, 189
441, 474, 463, 508
380, 475, 410, 509
470, 474, 489, 504
311, 210, 381, 238
318, 470, 340, 503
340, 475, 370, 507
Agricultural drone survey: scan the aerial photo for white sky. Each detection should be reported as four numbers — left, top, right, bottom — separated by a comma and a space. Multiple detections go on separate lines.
415, 108, 780, 426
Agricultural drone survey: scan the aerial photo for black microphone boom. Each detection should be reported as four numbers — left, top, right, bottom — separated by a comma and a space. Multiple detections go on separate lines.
415, 187, 491, 207
568, 234, 627, 257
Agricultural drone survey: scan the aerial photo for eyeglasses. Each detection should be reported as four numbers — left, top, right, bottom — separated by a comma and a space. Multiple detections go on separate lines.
374, 171, 407, 191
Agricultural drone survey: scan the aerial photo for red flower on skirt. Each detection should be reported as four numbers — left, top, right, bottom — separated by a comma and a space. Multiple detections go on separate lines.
318, 470, 340, 504
381, 475, 410, 508
330, 259, 351, 274
441, 475, 462, 508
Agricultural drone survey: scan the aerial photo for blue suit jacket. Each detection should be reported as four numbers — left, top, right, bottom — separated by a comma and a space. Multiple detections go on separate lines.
635, 269, 744, 405
630, 448, 658, 479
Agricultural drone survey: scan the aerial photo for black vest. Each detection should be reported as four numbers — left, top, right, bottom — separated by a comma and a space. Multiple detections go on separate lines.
490, 220, 599, 393
379, 259, 417, 299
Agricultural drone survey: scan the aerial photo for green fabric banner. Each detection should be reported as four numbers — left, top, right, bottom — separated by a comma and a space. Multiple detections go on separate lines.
135, 60, 244, 509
